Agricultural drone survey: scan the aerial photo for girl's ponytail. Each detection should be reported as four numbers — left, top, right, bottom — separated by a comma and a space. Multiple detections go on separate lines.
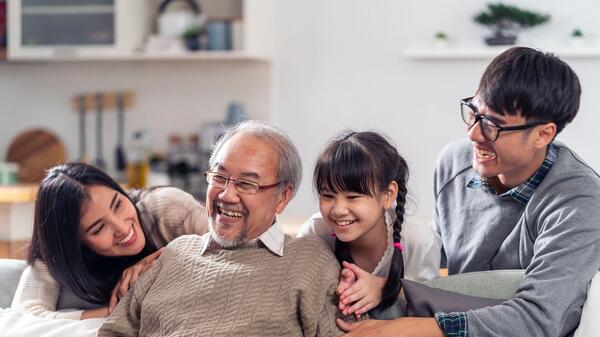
378, 155, 408, 309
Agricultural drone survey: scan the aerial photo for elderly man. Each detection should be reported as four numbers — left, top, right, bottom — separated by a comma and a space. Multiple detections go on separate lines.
98, 120, 344, 337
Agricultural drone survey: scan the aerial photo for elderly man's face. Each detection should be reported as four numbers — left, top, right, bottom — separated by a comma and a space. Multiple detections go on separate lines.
206, 133, 292, 247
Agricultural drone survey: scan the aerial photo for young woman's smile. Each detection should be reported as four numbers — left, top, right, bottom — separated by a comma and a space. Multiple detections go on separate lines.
79, 184, 146, 257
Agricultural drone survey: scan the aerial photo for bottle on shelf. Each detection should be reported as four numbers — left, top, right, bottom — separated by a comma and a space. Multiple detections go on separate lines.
126, 130, 151, 189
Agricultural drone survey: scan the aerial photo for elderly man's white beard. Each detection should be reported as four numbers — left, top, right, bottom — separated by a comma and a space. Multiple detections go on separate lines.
208, 217, 248, 248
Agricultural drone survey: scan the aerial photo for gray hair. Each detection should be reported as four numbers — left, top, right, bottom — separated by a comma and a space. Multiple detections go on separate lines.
208, 120, 302, 198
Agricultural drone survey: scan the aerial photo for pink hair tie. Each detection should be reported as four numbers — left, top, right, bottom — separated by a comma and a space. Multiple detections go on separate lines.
394, 242, 403, 252
329, 231, 337, 237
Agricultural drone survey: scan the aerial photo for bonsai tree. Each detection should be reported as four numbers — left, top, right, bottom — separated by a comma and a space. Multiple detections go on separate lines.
474, 3, 550, 45
572, 28, 583, 38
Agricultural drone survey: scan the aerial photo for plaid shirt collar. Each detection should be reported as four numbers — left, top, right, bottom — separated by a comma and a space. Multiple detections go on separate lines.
467, 143, 557, 205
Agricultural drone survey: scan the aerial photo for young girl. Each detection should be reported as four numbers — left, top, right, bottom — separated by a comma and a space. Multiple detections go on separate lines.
297, 131, 441, 318
11, 162, 208, 319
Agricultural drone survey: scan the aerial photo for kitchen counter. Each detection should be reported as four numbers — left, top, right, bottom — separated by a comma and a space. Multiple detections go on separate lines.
0, 185, 37, 259
0, 184, 38, 203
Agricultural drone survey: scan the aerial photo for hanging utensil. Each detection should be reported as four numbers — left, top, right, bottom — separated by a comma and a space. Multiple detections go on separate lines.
93, 93, 106, 169
78, 94, 89, 163
115, 92, 127, 172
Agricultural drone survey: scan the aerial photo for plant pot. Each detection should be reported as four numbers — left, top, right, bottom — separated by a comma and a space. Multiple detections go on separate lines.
185, 36, 200, 51
485, 35, 517, 46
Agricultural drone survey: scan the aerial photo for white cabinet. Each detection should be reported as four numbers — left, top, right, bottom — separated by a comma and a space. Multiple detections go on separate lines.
7, 0, 273, 61
8, 0, 151, 59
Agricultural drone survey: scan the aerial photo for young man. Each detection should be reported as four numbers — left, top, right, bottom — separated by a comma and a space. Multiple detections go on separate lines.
98, 120, 344, 337
339, 47, 600, 336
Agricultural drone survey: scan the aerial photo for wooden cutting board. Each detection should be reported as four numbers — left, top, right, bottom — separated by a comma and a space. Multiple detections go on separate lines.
6, 129, 67, 183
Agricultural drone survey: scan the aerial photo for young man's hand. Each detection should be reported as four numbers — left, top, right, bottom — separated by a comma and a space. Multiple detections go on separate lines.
337, 317, 444, 337
81, 307, 109, 319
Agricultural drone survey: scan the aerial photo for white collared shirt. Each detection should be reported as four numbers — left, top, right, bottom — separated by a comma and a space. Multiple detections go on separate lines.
199, 221, 286, 257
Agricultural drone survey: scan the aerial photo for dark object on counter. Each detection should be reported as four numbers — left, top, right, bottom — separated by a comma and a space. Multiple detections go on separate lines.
0, 1, 6, 48
6, 129, 67, 183
93, 93, 106, 169
115, 93, 127, 172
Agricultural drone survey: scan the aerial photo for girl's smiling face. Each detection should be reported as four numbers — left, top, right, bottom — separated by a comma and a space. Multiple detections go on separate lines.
79, 184, 146, 257
319, 182, 397, 245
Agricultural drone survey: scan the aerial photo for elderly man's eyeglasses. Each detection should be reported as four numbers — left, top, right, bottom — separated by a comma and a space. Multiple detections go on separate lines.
460, 97, 545, 142
204, 171, 281, 195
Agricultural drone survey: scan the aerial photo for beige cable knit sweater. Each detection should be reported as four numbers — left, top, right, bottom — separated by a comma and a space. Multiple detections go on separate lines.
98, 234, 344, 337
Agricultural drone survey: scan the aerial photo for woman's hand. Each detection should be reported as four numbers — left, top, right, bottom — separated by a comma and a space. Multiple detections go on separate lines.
338, 261, 386, 318
81, 307, 109, 319
108, 248, 164, 313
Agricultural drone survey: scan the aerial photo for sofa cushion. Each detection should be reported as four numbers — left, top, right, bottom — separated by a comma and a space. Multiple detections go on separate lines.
425, 269, 524, 299
0, 259, 27, 308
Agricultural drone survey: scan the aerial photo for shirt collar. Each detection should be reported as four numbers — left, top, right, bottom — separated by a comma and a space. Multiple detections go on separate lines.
198, 221, 286, 257
466, 143, 557, 205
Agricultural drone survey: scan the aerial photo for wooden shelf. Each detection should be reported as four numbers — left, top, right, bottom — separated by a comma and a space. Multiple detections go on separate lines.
404, 43, 600, 60
6, 50, 271, 63
0, 49, 6, 61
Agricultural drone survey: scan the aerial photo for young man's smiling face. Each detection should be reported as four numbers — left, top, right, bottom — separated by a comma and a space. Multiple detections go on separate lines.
467, 95, 555, 190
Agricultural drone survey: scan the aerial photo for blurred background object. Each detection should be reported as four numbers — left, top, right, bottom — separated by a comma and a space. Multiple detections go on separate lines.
0, 0, 6, 49
158, 0, 204, 39
0, 162, 18, 186
5, 129, 66, 183
127, 129, 151, 188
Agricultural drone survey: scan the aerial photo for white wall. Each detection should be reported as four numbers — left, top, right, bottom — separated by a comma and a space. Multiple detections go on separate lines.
273, 0, 600, 224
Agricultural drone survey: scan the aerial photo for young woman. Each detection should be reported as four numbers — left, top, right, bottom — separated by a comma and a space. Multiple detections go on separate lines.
297, 131, 441, 318
11, 162, 208, 319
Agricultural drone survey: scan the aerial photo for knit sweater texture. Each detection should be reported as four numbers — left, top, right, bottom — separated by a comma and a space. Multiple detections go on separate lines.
11, 187, 207, 319
434, 139, 600, 337
98, 233, 344, 337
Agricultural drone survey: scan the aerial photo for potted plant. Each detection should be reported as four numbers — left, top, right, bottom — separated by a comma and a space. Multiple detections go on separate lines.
434, 31, 450, 48
474, 3, 550, 46
182, 26, 202, 51
571, 28, 585, 46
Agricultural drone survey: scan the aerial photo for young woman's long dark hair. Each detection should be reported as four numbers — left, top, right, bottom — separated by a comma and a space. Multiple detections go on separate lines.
28, 162, 157, 304
314, 131, 409, 310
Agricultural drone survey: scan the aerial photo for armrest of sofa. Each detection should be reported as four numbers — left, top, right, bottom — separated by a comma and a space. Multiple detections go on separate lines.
425, 269, 524, 299
0, 259, 27, 308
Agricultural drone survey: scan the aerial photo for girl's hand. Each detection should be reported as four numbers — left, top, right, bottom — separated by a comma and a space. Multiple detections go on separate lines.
81, 307, 109, 319
337, 266, 357, 312
339, 261, 387, 318
108, 248, 164, 313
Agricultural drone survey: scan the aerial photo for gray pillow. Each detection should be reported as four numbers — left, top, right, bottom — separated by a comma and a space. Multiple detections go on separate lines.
0, 259, 27, 308
403, 278, 505, 316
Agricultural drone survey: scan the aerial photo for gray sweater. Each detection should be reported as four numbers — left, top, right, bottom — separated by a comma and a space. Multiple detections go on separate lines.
434, 139, 600, 337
